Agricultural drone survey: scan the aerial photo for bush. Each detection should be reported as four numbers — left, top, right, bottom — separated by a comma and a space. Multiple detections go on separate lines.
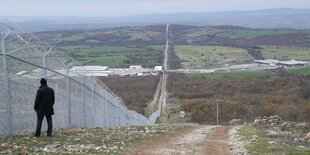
168, 73, 310, 123
100, 75, 160, 115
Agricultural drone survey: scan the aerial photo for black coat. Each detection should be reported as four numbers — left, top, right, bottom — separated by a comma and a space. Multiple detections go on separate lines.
34, 85, 55, 116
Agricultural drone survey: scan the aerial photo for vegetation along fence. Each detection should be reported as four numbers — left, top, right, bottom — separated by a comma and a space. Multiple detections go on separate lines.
0, 19, 161, 137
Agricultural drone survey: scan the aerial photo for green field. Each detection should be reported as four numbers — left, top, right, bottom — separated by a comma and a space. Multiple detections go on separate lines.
33, 25, 310, 69
64, 45, 136, 55
289, 68, 310, 76
187, 70, 275, 80
34, 26, 167, 68
64, 45, 164, 67
128, 31, 161, 41
216, 29, 300, 38
175, 45, 254, 68
77, 55, 127, 67
183, 27, 227, 38
261, 46, 310, 60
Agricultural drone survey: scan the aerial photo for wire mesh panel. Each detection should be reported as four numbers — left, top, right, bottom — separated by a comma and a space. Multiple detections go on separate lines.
0, 19, 161, 137
69, 77, 83, 128
0, 77, 7, 136
48, 76, 69, 129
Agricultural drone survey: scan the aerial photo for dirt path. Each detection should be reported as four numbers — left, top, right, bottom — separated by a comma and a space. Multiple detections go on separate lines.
200, 126, 232, 155
127, 125, 233, 155
145, 76, 162, 117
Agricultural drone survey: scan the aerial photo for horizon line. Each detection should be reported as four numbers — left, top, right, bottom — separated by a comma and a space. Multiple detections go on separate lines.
1, 7, 309, 18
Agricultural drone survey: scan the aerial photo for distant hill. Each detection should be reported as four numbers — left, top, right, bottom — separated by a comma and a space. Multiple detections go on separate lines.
5, 8, 310, 32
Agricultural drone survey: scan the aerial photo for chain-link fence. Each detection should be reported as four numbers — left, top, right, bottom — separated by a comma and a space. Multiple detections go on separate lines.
0, 19, 160, 137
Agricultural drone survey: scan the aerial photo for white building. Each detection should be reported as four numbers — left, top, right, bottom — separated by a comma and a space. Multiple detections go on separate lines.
278, 60, 308, 67
70, 66, 110, 76
154, 66, 163, 71
129, 65, 142, 70
255, 59, 308, 68
254, 59, 279, 66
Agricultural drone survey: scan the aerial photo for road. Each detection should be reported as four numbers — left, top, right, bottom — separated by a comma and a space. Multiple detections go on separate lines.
128, 125, 234, 155
166, 63, 279, 74
128, 25, 238, 155
163, 24, 169, 71
157, 24, 169, 122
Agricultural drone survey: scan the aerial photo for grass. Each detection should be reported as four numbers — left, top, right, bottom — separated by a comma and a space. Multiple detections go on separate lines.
216, 29, 300, 38
61, 34, 87, 42
186, 70, 275, 80
239, 125, 310, 155
64, 45, 164, 67
175, 45, 254, 68
128, 31, 160, 41
36, 28, 166, 68
77, 55, 126, 67
148, 45, 165, 51
183, 27, 226, 38
64, 45, 135, 55
289, 67, 310, 76
261, 46, 310, 61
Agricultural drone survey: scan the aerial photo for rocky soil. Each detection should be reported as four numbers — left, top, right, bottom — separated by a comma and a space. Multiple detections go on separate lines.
229, 126, 248, 155
0, 124, 190, 154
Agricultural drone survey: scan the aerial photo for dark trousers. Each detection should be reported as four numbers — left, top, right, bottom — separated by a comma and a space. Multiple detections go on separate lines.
35, 115, 52, 136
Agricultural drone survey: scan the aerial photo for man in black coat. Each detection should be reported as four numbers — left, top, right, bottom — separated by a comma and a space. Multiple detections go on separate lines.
34, 78, 55, 137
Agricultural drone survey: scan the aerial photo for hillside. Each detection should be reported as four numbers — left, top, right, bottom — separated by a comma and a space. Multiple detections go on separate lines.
100, 75, 160, 115
166, 70, 310, 124
35, 25, 310, 68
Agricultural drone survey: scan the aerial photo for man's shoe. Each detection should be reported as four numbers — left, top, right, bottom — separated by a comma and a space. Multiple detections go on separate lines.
47, 133, 52, 137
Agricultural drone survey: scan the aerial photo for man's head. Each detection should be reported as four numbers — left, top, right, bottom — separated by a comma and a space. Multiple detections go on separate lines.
40, 78, 47, 86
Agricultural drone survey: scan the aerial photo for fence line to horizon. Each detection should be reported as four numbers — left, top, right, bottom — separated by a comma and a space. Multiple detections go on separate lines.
0, 19, 161, 137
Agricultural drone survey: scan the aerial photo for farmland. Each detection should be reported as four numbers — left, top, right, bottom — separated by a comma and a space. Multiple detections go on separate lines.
36, 26, 167, 68
63, 45, 164, 67
186, 70, 275, 80
175, 45, 253, 68
35, 25, 310, 68
216, 29, 302, 38
260, 46, 310, 60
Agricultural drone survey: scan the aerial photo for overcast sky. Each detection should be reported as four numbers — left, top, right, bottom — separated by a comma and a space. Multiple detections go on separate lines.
1, 0, 310, 16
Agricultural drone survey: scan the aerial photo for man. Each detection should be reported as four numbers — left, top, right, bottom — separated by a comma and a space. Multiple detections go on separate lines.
34, 78, 55, 137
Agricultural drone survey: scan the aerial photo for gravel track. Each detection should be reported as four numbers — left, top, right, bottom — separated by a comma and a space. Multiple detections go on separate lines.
128, 125, 217, 155
228, 126, 249, 155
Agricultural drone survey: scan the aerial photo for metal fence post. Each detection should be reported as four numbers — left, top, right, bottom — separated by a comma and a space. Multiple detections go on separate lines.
123, 109, 126, 126
66, 64, 72, 127
82, 76, 86, 128
109, 104, 112, 127
127, 114, 130, 126
134, 114, 137, 126
1, 38, 13, 136
42, 48, 52, 79
91, 83, 95, 125
118, 107, 121, 126
113, 105, 116, 127
216, 99, 219, 125
111, 105, 114, 127
102, 96, 104, 127
103, 98, 107, 127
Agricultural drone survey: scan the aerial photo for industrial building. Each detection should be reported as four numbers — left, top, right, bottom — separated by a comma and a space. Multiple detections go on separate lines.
254, 59, 308, 67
